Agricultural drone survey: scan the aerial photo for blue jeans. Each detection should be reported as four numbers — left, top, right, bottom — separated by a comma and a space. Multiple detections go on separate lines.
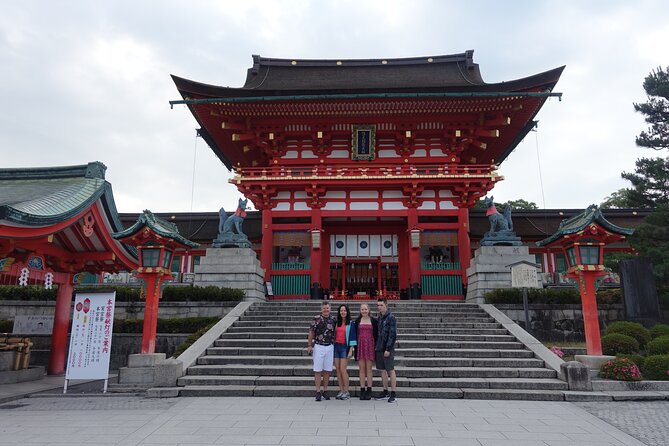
334, 343, 348, 359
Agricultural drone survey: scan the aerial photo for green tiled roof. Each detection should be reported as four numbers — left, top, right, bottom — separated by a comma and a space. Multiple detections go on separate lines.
113, 210, 199, 248
0, 162, 110, 225
537, 205, 635, 247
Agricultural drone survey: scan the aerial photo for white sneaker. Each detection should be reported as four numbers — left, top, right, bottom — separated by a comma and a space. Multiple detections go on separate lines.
340, 392, 350, 400
335, 391, 344, 400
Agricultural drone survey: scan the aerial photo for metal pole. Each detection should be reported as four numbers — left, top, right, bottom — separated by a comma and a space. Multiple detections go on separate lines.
522, 287, 530, 333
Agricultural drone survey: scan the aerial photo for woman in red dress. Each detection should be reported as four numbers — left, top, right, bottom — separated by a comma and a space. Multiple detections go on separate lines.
353, 303, 378, 400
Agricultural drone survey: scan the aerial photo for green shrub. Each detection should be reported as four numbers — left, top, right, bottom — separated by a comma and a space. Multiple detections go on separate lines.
76, 285, 143, 302
0, 319, 14, 332
601, 333, 639, 355
484, 287, 621, 305
0, 285, 58, 301
75, 285, 245, 302
650, 324, 669, 339
112, 317, 219, 334
606, 321, 651, 349
599, 358, 642, 381
647, 336, 669, 356
596, 288, 622, 305
172, 322, 217, 357
641, 355, 669, 380
162, 286, 245, 302
616, 354, 646, 367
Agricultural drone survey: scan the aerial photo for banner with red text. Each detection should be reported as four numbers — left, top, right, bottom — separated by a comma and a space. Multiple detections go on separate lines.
65, 292, 116, 380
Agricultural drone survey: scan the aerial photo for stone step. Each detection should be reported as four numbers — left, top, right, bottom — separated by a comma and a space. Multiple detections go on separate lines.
219, 331, 517, 342
205, 347, 535, 358
177, 375, 567, 390
213, 339, 525, 350
186, 364, 558, 379
196, 355, 545, 368
224, 326, 510, 335
245, 310, 490, 317
239, 315, 494, 323
232, 321, 502, 329
177, 385, 565, 400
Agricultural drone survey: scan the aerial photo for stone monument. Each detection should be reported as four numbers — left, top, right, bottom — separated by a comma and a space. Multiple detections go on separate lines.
466, 197, 539, 303
194, 198, 265, 300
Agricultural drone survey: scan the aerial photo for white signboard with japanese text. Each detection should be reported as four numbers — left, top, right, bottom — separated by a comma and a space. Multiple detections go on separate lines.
65, 292, 116, 380
510, 264, 541, 289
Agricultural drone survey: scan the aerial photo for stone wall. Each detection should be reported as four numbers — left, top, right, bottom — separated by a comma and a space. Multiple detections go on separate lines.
494, 303, 625, 342
28, 333, 189, 371
0, 300, 239, 320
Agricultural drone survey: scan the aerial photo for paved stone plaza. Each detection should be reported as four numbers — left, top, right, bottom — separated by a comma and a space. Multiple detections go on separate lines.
0, 396, 658, 446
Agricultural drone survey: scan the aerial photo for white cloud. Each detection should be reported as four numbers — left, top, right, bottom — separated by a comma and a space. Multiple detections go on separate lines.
1, 0, 668, 214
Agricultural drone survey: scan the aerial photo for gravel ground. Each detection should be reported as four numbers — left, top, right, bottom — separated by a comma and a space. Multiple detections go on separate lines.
577, 401, 669, 446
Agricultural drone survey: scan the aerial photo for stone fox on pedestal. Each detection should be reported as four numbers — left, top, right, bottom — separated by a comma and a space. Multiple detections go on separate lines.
484, 196, 513, 233
219, 198, 248, 235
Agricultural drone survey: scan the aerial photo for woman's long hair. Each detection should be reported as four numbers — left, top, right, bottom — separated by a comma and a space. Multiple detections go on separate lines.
337, 304, 351, 326
355, 303, 369, 325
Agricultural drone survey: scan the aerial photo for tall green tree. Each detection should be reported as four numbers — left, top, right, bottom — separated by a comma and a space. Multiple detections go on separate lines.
627, 67, 669, 293
634, 66, 669, 151
473, 198, 538, 210
621, 157, 669, 207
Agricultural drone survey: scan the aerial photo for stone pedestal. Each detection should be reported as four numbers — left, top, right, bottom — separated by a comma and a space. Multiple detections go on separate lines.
193, 247, 266, 301
575, 354, 615, 371
466, 245, 538, 303
118, 353, 166, 385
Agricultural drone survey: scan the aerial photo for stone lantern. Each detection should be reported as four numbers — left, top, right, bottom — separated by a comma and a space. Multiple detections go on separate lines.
537, 205, 633, 357
113, 210, 198, 354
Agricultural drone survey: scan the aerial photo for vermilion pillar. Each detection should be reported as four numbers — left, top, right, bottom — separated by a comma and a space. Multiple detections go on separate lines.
576, 271, 603, 355
261, 208, 273, 282
407, 208, 421, 288
140, 275, 160, 354
48, 273, 74, 375
311, 208, 322, 288
457, 207, 471, 285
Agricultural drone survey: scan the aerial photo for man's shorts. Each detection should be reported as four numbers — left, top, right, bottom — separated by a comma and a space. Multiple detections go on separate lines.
375, 350, 395, 371
333, 343, 348, 359
313, 343, 334, 372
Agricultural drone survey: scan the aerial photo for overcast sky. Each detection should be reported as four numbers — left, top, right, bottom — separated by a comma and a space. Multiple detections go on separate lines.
2, 1, 668, 213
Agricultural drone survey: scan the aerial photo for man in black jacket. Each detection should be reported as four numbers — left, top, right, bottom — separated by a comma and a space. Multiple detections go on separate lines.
374, 298, 397, 402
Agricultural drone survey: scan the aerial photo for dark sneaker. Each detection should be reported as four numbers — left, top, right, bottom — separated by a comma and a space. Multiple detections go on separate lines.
359, 388, 365, 400
388, 392, 397, 403
315, 391, 322, 401
321, 391, 331, 401
374, 390, 389, 400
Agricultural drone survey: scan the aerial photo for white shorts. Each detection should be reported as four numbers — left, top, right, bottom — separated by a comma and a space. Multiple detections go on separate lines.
313, 343, 334, 372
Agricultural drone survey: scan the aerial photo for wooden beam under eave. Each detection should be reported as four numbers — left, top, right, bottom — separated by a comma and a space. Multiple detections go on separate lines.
475, 129, 500, 138
232, 133, 255, 142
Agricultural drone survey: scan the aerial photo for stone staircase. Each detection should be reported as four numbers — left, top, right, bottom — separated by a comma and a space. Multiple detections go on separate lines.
177, 301, 568, 400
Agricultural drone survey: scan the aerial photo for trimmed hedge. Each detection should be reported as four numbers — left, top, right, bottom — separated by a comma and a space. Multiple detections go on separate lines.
484, 287, 622, 305
0, 284, 245, 302
616, 354, 646, 367
650, 324, 669, 339
641, 355, 669, 380
0, 285, 58, 301
606, 321, 651, 349
113, 317, 219, 334
647, 336, 669, 356
0, 319, 13, 332
0, 317, 218, 335
601, 333, 639, 355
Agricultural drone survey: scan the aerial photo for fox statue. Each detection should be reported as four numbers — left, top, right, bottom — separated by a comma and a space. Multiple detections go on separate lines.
218, 198, 248, 236
484, 196, 513, 233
